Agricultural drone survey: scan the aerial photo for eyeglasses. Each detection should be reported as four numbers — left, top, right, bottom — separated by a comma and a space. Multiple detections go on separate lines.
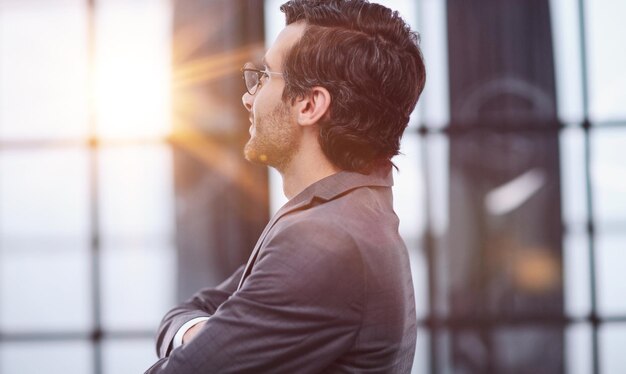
241, 62, 283, 95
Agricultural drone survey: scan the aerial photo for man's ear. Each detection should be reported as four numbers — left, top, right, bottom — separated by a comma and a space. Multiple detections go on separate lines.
294, 86, 331, 127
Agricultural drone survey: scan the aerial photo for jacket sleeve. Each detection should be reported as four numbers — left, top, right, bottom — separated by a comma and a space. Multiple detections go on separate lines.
155, 265, 246, 359
145, 219, 365, 374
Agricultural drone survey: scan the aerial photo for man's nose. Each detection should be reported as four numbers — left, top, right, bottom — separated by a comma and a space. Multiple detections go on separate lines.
242, 91, 254, 112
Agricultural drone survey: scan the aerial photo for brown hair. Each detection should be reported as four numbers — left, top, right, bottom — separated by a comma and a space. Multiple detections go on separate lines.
280, 0, 426, 173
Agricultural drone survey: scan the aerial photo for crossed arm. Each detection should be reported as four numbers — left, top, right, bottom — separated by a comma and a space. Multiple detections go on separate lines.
154, 265, 245, 359
145, 220, 365, 374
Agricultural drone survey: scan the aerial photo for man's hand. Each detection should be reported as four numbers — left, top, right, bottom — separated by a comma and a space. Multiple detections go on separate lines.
183, 321, 207, 344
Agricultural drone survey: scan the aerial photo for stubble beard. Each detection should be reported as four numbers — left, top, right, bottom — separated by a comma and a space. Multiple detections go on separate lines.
243, 102, 300, 172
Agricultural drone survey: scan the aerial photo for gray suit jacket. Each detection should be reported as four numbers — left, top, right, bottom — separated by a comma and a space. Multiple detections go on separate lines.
146, 167, 417, 373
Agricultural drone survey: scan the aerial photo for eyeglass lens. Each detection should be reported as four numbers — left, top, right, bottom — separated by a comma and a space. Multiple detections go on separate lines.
244, 69, 259, 93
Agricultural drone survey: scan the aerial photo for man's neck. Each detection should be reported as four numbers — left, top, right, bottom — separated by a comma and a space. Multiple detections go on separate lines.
278, 152, 341, 200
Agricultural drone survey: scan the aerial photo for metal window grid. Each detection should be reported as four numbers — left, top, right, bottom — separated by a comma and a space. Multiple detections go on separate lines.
0, 0, 624, 373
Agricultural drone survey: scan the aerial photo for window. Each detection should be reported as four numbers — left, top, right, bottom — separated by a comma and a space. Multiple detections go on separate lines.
2, 0, 625, 372
0, 1, 174, 373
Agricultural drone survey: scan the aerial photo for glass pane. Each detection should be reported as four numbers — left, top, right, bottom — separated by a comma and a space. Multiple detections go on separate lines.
268, 168, 286, 216
559, 128, 587, 230
412, 328, 430, 374
491, 327, 563, 373
409, 245, 429, 321
393, 132, 425, 242
0, 341, 92, 374
103, 338, 156, 374
434, 327, 563, 373
263, 0, 285, 48
563, 230, 591, 318
418, 0, 450, 129
101, 245, 175, 331
0, 148, 90, 241
94, 0, 171, 139
600, 323, 626, 374
596, 232, 626, 316
435, 330, 453, 373
586, 0, 626, 122
0, 0, 89, 140
0, 246, 91, 332
426, 134, 449, 237
98, 144, 174, 240
549, 0, 584, 124
591, 128, 626, 229
565, 323, 592, 374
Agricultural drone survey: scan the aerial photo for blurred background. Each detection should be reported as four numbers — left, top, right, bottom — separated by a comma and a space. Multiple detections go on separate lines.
0, 0, 624, 373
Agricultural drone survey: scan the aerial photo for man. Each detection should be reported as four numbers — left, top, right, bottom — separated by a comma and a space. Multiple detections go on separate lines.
146, 0, 425, 372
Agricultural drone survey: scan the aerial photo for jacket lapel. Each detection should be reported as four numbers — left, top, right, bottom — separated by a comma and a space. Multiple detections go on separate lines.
236, 198, 314, 290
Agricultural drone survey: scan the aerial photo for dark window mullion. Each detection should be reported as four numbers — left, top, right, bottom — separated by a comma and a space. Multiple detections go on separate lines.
85, 0, 102, 373
576, 0, 600, 373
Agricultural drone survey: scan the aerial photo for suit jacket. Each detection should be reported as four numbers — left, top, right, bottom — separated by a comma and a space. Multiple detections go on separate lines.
146, 167, 417, 373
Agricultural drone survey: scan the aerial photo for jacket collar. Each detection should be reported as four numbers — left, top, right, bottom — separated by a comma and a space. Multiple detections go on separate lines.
274, 166, 394, 219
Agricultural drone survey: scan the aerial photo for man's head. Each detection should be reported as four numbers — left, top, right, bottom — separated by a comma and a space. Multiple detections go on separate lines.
243, 0, 426, 174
